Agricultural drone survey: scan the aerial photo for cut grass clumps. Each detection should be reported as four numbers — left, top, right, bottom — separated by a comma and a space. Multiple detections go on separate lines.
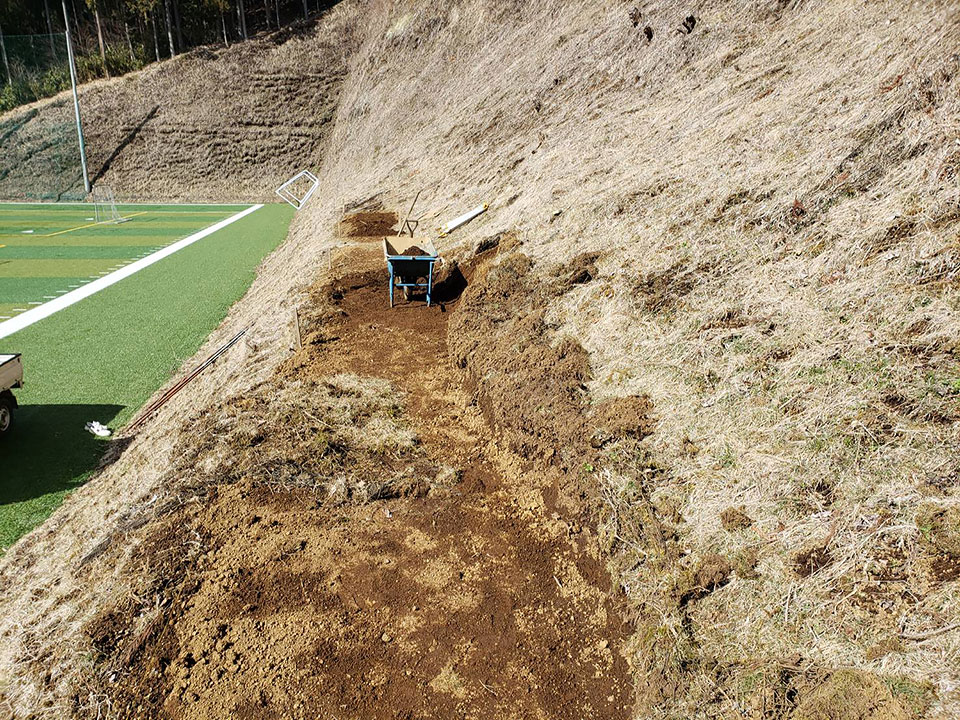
174, 373, 447, 503
791, 669, 920, 720
916, 503, 960, 558
720, 505, 753, 531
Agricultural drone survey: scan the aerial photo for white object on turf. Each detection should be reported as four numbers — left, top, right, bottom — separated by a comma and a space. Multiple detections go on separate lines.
0, 204, 263, 341
85, 421, 112, 437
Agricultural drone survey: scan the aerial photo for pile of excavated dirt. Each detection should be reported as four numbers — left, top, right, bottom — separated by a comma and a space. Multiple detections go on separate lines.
0, 6, 360, 202
79, 246, 639, 719
340, 210, 399, 238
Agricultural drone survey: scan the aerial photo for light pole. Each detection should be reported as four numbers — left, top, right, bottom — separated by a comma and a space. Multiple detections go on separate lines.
62, 0, 90, 194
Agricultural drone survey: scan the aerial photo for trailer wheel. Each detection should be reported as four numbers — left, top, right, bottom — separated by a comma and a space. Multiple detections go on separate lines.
0, 396, 12, 436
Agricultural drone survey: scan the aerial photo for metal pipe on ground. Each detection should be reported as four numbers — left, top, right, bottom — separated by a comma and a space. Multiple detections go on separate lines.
126, 329, 247, 432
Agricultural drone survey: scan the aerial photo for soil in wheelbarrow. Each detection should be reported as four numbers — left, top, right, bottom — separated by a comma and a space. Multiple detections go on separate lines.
93, 248, 636, 720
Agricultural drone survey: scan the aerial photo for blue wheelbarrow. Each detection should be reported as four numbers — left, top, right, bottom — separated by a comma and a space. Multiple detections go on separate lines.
383, 237, 440, 307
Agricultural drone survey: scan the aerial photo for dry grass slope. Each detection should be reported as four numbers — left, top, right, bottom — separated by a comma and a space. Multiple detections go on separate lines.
1, 0, 959, 718
0, 6, 359, 202
307, 0, 960, 715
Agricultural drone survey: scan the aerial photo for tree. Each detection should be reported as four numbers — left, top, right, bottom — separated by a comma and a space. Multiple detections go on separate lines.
0, 17, 10, 88
238, 0, 247, 40
123, 19, 134, 61
163, 0, 175, 55
85, 0, 110, 78
151, 7, 159, 59
171, 0, 182, 50
123, 0, 161, 61
70, 0, 82, 47
204, 0, 229, 47
43, 0, 57, 55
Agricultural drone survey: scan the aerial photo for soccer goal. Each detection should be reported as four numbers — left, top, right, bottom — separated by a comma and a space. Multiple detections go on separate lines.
275, 170, 320, 210
91, 186, 128, 224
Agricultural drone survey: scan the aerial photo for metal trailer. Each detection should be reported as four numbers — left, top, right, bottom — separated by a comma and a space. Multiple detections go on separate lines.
383, 237, 440, 308
0, 353, 23, 436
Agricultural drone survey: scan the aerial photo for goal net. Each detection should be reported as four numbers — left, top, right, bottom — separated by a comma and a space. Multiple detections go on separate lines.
275, 170, 319, 210
91, 186, 127, 224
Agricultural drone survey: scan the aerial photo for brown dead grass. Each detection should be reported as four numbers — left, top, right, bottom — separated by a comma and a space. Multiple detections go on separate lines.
1, 0, 960, 718
0, 4, 362, 202
171, 372, 438, 501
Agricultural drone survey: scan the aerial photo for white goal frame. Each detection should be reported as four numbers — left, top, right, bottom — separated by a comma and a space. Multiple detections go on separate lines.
275, 170, 319, 210
91, 186, 128, 224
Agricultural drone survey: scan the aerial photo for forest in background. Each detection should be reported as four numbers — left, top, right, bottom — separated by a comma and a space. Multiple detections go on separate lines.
0, 0, 334, 112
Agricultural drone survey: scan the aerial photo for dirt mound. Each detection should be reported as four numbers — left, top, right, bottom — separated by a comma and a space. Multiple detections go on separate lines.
340, 210, 399, 238
83, 248, 633, 719
450, 251, 654, 467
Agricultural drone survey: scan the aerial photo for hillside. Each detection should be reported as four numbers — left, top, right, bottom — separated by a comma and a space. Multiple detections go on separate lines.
0, 11, 357, 202
2, 0, 960, 718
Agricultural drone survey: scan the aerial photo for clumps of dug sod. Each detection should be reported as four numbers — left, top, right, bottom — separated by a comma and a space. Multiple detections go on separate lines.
174, 373, 447, 502
450, 250, 655, 467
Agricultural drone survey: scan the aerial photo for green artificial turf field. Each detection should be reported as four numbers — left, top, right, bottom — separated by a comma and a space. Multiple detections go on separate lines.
0, 202, 295, 549
0, 203, 248, 318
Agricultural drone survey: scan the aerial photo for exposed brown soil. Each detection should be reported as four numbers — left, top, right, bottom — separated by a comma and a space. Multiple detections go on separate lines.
929, 555, 960, 583
632, 261, 698, 313
341, 211, 399, 238
720, 506, 753, 531
449, 251, 655, 470
792, 542, 833, 578
556, 251, 602, 289
90, 246, 635, 719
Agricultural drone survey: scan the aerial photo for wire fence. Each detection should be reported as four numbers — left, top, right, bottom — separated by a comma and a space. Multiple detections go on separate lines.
0, 99, 85, 201
0, 32, 86, 201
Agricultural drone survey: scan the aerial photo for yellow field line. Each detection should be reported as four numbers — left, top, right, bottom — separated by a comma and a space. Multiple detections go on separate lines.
43, 211, 149, 238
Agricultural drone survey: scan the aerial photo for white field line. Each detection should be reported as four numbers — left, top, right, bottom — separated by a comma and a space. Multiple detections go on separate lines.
0, 204, 263, 341
0, 201, 253, 206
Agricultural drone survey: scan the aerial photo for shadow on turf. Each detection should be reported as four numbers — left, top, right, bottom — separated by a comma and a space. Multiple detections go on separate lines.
0, 403, 125, 505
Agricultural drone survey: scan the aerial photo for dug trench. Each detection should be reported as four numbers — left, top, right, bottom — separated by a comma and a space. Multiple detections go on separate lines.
84, 241, 657, 719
